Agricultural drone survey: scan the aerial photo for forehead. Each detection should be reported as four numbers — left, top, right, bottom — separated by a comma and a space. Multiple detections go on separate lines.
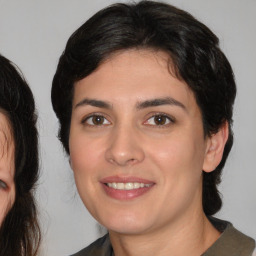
0, 111, 15, 180
74, 49, 198, 111
0, 112, 13, 157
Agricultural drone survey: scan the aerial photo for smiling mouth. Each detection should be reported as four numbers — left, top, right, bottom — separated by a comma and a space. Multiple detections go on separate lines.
101, 176, 155, 200
106, 182, 152, 190
101, 176, 156, 201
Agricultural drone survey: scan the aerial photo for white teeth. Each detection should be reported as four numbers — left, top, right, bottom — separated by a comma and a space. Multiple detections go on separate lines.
125, 183, 133, 190
107, 182, 151, 190
134, 182, 140, 189
117, 183, 124, 189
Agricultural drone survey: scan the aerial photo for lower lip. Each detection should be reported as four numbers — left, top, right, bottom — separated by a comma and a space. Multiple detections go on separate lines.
102, 184, 154, 200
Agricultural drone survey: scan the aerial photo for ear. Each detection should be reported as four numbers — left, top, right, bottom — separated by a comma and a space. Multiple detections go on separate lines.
203, 121, 229, 173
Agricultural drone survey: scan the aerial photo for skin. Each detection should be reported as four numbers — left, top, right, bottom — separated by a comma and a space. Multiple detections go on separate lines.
69, 49, 228, 256
0, 112, 15, 225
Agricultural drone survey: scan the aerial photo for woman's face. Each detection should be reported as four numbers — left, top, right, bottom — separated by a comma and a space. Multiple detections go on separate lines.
0, 112, 15, 224
69, 50, 213, 235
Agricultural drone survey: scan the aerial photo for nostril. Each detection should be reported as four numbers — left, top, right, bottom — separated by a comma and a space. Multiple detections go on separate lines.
105, 138, 145, 166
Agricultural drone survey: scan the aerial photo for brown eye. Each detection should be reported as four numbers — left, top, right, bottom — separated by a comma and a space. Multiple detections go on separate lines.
145, 114, 172, 126
92, 116, 105, 125
84, 115, 111, 126
154, 115, 168, 125
0, 180, 7, 190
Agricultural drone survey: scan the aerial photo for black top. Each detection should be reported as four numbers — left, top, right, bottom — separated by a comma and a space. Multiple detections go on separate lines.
71, 217, 255, 256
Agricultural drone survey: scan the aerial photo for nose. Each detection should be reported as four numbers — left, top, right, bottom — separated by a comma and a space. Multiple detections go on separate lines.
105, 124, 145, 166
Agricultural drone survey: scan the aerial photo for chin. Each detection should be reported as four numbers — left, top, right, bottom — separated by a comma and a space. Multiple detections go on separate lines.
108, 224, 150, 236
99, 211, 153, 235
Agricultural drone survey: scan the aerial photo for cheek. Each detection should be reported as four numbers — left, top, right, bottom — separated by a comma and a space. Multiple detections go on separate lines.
69, 135, 107, 219
0, 189, 15, 225
148, 135, 204, 163
146, 132, 206, 183
146, 137, 205, 214
69, 135, 105, 178
0, 196, 8, 224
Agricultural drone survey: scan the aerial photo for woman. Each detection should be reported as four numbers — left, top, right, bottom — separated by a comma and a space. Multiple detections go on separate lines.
52, 1, 255, 255
0, 54, 40, 256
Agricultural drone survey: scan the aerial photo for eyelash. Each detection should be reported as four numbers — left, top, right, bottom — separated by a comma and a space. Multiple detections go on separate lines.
81, 113, 175, 127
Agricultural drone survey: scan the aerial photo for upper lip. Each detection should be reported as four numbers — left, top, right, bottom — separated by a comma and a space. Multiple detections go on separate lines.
100, 175, 155, 184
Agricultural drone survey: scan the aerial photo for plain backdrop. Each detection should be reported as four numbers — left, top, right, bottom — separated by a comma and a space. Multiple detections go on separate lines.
0, 0, 255, 255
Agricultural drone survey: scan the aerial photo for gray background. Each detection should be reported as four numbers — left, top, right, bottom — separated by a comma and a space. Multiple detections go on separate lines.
0, 0, 255, 255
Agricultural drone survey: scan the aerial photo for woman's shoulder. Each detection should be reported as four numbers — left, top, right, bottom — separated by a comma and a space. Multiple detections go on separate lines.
204, 217, 255, 255
70, 234, 112, 256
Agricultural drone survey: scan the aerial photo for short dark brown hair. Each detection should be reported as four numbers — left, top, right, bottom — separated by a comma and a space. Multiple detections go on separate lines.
51, 1, 236, 215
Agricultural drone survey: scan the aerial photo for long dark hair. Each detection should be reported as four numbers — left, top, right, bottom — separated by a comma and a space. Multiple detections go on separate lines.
0, 54, 40, 256
51, 0, 236, 215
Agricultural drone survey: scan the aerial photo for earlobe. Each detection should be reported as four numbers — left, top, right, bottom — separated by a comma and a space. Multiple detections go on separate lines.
203, 121, 229, 173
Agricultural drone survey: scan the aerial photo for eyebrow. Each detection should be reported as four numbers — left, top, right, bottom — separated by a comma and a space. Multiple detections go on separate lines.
74, 97, 186, 111
75, 98, 112, 109
136, 97, 186, 110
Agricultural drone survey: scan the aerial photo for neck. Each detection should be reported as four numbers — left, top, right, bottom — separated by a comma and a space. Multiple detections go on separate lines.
109, 211, 220, 256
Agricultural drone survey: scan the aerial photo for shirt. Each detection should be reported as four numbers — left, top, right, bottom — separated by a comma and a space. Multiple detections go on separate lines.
71, 218, 255, 256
